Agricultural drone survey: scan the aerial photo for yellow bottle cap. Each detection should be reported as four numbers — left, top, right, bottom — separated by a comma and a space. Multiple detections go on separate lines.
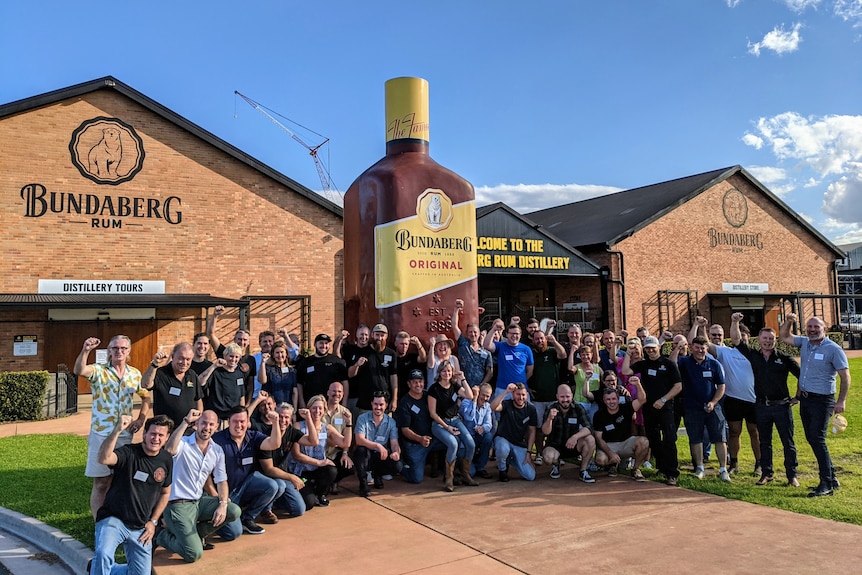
385, 77, 429, 143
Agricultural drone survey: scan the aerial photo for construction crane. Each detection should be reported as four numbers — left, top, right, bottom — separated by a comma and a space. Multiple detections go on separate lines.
234, 91, 339, 202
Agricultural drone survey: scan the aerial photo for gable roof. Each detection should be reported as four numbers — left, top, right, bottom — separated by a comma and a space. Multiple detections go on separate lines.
0, 76, 343, 217
526, 165, 844, 259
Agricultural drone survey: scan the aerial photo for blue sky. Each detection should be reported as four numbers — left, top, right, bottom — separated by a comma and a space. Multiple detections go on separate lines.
2, 0, 861, 243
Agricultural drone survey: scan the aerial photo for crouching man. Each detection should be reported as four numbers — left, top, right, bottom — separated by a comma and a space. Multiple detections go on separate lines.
593, 376, 650, 482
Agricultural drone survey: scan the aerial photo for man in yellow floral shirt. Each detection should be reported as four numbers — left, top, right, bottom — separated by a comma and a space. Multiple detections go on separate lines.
75, 335, 150, 518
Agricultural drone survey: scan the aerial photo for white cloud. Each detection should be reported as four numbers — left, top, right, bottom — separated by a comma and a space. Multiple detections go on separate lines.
746, 165, 798, 196
834, 0, 862, 27
748, 22, 803, 56
474, 182, 622, 214
823, 172, 862, 220
797, 211, 817, 223
742, 133, 764, 149
726, 0, 742, 7
783, 0, 823, 11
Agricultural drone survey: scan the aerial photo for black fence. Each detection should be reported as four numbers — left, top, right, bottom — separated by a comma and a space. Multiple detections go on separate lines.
44, 364, 78, 418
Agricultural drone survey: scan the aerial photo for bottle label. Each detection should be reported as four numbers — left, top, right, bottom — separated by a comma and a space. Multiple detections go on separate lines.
374, 188, 477, 308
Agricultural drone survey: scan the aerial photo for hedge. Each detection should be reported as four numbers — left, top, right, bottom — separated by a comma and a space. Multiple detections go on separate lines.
0, 371, 49, 422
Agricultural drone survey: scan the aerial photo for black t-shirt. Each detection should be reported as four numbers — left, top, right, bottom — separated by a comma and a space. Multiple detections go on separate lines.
495, 399, 538, 448
427, 382, 461, 419
631, 357, 681, 406
543, 402, 592, 448
395, 352, 423, 403
394, 392, 433, 440
215, 344, 256, 384
736, 341, 801, 401
191, 359, 212, 378
150, 366, 202, 428
593, 403, 635, 444
205, 367, 246, 419
343, 343, 374, 399
352, 347, 398, 410
529, 347, 563, 402
257, 427, 306, 472
296, 353, 347, 403
97, 443, 173, 529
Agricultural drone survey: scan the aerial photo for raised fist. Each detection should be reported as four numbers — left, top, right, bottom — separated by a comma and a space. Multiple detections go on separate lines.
214, 305, 225, 316
82, 337, 101, 352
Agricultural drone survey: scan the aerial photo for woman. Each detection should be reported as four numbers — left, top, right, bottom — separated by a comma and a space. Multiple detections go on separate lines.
288, 394, 349, 507
427, 335, 461, 388
260, 340, 298, 407
199, 342, 246, 426
427, 360, 477, 491
569, 344, 602, 418
618, 338, 646, 435
584, 370, 631, 406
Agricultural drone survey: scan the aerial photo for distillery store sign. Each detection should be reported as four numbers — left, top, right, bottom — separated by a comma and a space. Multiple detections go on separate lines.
17, 117, 183, 229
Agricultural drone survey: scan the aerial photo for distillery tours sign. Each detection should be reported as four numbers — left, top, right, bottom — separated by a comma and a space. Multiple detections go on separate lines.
17, 117, 183, 229
707, 188, 763, 252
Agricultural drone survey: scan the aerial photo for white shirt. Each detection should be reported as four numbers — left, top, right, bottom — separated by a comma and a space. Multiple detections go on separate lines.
169, 434, 227, 500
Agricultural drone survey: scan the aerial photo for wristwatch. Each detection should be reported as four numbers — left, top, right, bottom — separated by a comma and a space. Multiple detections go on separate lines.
660, 397, 667, 404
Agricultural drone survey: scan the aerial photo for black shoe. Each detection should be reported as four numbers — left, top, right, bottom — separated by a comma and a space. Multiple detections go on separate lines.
241, 519, 266, 534
498, 469, 509, 482
373, 476, 384, 489
807, 483, 834, 498
832, 477, 841, 490
318, 495, 330, 507
87, 559, 92, 574
201, 537, 215, 551
358, 483, 370, 497
476, 469, 493, 479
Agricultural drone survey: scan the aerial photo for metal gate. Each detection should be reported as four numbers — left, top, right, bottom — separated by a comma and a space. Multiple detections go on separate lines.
656, 290, 698, 334
244, 296, 311, 352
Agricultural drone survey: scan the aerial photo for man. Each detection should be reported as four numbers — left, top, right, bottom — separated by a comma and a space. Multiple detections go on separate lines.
348, 323, 399, 413
354, 391, 402, 496
736, 326, 801, 486
251, 330, 277, 400
297, 333, 348, 408
91, 414, 173, 575
199, 343, 246, 423
483, 319, 534, 399
622, 335, 682, 485
460, 383, 494, 479
340, 325, 372, 417
206, 305, 256, 404
190, 333, 213, 379
393, 331, 428, 404
257, 402, 318, 515
780, 314, 851, 497
593, 378, 650, 481
321, 381, 354, 493
394, 369, 441, 484
142, 342, 203, 431
452, 299, 493, 389
541, 383, 596, 483
677, 336, 730, 482
598, 330, 623, 372
155, 409, 241, 563
635, 326, 650, 345
561, 323, 582, 386
75, 335, 150, 518
690, 314, 760, 475
528, 329, 567, 465
250, 392, 276, 434
490, 383, 538, 481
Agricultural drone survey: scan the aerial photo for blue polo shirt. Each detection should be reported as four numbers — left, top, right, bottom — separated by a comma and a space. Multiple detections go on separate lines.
492, 341, 534, 389
678, 355, 725, 410
793, 336, 848, 395
212, 429, 268, 491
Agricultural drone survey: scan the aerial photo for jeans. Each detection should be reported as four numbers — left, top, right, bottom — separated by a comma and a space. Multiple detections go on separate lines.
354, 446, 403, 483
218, 471, 280, 538
756, 403, 798, 480
272, 478, 306, 516
401, 439, 444, 483
432, 417, 476, 464
644, 403, 679, 479
471, 428, 494, 474
799, 394, 835, 484
92, 515, 150, 575
494, 436, 536, 481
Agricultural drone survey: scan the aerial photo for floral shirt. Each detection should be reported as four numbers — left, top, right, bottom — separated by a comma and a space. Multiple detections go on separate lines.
89, 363, 146, 435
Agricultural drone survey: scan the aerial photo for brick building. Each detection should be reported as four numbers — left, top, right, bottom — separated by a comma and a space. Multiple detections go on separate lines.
0, 77, 343, 380
524, 166, 845, 335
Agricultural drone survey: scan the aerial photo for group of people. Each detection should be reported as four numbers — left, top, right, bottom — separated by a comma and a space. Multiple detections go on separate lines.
79, 304, 850, 574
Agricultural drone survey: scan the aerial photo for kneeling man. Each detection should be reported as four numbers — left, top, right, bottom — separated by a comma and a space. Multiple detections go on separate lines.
593, 376, 650, 481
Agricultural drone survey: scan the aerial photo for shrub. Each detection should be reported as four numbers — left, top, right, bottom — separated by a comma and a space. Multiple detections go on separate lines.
0, 371, 50, 422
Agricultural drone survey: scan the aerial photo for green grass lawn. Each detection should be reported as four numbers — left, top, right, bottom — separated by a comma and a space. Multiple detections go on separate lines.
1, 358, 860, 552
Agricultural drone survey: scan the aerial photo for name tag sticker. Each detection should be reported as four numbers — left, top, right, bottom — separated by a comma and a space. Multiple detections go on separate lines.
411, 404, 420, 414
522, 416, 530, 424
814, 353, 824, 360
703, 371, 712, 378
384, 355, 393, 363
133, 470, 149, 482
281, 367, 289, 374
236, 378, 244, 386
647, 369, 657, 376
375, 435, 386, 443
334, 418, 344, 425
307, 366, 315, 373
452, 392, 458, 401
605, 423, 615, 431
169, 387, 181, 396
568, 417, 578, 424
505, 354, 514, 361
241, 457, 253, 466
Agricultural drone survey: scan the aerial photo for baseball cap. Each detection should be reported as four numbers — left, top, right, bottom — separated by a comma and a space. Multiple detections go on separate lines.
372, 323, 388, 334
409, 369, 425, 380
643, 336, 660, 348
314, 334, 332, 343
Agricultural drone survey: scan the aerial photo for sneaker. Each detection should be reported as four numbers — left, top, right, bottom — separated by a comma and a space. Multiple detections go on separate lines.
498, 469, 509, 482
606, 465, 617, 477
559, 459, 566, 466
719, 470, 731, 483
788, 477, 800, 487
366, 471, 374, 483
579, 470, 596, 483
317, 495, 330, 507
832, 477, 841, 490
550, 464, 561, 479
643, 461, 653, 469
632, 469, 646, 482
382, 474, 394, 481
373, 476, 384, 489
256, 510, 279, 524
201, 537, 215, 551
807, 483, 834, 497
587, 460, 601, 473
694, 468, 705, 480
242, 519, 265, 535
359, 485, 370, 497
534, 454, 544, 466
753, 462, 762, 477
666, 476, 678, 486
755, 474, 774, 486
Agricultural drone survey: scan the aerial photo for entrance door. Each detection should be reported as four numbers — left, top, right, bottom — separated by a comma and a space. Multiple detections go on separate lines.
734, 309, 765, 335
44, 321, 158, 394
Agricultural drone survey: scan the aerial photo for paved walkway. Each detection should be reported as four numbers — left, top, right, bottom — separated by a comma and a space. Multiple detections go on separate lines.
2, 396, 862, 574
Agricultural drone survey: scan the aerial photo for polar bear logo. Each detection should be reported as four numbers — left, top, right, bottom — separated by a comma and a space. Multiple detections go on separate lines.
88, 128, 123, 177
426, 194, 443, 228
